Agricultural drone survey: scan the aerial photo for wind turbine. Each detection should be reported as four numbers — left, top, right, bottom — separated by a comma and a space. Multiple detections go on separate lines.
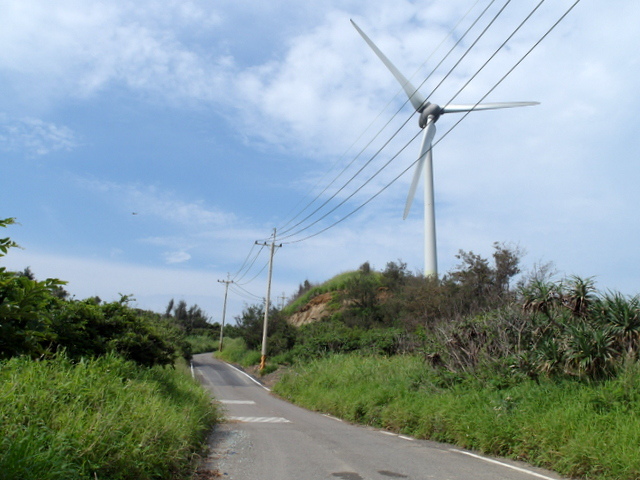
351, 20, 538, 277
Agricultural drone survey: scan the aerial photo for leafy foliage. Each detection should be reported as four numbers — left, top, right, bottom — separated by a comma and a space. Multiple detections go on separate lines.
226, 240, 640, 384
0, 218, 210, 366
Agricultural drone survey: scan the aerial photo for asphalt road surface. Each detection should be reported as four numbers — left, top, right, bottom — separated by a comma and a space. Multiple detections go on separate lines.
192, 353, 564, 480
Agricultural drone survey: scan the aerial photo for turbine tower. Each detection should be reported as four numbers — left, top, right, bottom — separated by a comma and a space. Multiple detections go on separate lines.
351, 20, 538, 277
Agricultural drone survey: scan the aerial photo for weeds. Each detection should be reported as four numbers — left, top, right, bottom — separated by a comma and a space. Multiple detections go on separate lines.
274, 353, 640, 480
0, 353, 218, 480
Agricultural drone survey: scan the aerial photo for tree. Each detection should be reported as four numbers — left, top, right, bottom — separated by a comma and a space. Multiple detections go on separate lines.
165, 299, 211, 333
235, 303, 295, 355
0, 218, 66, 359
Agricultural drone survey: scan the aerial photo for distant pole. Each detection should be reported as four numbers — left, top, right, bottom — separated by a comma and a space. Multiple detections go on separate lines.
217, 274, 234, 352
256, 228, 282, 370
279, 292, 287, 310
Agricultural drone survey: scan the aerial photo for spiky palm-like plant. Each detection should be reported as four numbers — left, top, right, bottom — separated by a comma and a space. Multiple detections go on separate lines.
564, 276, 596, 318
566, 322, 616, 380
596, 292, 640, 356
521, 279, 563, 322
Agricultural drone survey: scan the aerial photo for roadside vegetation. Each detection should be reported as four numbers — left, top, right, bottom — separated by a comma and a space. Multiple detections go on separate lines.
224, 243, 640, 480
0, 218, 220, 479
0, 354, 217, 480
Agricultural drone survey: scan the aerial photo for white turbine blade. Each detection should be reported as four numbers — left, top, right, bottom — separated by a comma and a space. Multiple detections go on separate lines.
404, 121, 436, 219
351, 20, 427, 112
442, 101, 539, 114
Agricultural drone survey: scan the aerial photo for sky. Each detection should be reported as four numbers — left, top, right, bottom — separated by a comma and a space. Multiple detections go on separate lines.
1, 0, 639, 324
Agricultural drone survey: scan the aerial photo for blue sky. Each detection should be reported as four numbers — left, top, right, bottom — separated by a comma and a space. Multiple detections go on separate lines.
2, 0, 639, 323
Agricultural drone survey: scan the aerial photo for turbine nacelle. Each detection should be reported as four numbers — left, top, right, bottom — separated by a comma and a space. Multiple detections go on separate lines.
418, 103, 442, 128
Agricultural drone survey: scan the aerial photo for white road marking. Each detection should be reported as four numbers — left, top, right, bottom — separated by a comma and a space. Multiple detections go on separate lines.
230, 416, 291, 423
450, 449, 559, 480
225, 363, 272, 391
323, 414, 344, 422
378, 431, 415, 441
220, 400, 256, 405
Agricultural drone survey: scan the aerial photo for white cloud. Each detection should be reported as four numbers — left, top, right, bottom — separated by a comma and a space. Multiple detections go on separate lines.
1, 247, 228, 318
0, 116, 78, 156
75, 177, 237, 228
163, 250, 192, 264
3, 0, 640, 319
0, 0, 230, 106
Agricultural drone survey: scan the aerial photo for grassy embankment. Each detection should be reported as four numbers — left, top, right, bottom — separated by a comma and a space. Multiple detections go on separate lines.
274, 354, 640, 480
185, 334, 220, 355
0, 353, 218, 480
214, 337, 262, 367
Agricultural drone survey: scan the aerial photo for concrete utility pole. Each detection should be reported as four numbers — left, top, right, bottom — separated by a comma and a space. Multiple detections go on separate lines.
217, 274, 234, 352
255, 228, 282, 371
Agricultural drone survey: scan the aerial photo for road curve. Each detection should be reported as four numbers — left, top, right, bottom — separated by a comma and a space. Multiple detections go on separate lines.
192, 353, 564, 480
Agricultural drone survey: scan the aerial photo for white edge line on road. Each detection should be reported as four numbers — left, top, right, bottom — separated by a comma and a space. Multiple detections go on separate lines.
226, 362, 272, 391
323, 414, 343, 422
450, 449, 558, 480
378, 430, 414, 441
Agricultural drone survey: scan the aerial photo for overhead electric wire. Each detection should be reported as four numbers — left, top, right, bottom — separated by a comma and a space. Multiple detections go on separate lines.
229, 283, 263, 302
440, 0, 583, 146
277, 0, 512, 242
442, 0, 546, 108
231, 0, 582, 290
235, 256, 270, 286
231, 242, 266, 284
281, 0, 582, 245
276, 0, 487, 235
277, 0, 503, 239
229, 242, 259, 281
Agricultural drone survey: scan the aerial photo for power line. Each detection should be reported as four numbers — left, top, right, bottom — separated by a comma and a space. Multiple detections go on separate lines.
276, 1, 512, 242
277, 0, 502, 239
235, 256, 271, 287
276, 0, 489, 235
280, 0, 581, 245
229, 283, 263, 302
232, 242, 266, 284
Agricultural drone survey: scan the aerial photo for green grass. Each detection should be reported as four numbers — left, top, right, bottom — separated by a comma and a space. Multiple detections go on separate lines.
283, 270, 383, 315
0, 353, 218, 480
274, 354, 640, 480
214, 337, 261, 367
185, 334, 219, 354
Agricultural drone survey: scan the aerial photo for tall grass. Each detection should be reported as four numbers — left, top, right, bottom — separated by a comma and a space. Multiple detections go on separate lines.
214, 337, 261, 367
0, 353, 218, 480
185, 334, 219, 354
274, 354, 640, 480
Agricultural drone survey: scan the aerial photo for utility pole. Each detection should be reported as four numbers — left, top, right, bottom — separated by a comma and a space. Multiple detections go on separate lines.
217, 274, 234, 352
255, 228, 282, 371
279, 292, 287, 310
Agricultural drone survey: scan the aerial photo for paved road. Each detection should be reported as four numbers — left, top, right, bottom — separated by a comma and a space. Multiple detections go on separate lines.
192, 353, 564, 480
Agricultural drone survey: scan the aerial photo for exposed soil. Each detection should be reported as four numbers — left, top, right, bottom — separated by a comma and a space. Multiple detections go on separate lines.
287, 292, 334, 326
